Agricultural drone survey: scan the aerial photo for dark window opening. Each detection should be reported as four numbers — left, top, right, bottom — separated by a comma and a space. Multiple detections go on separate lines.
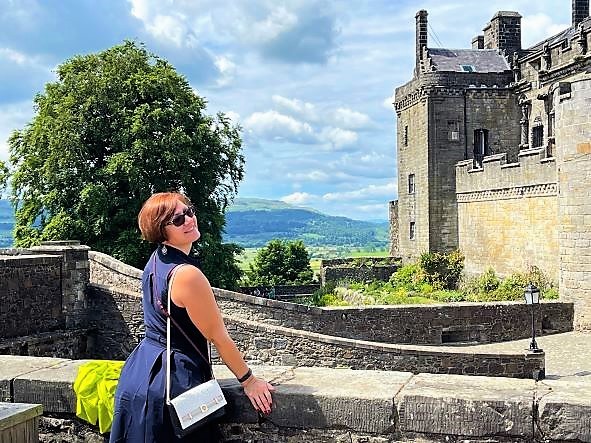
460, 65, 475, 72
473, 128, 489, 167
532, 125, 544, 148
448, 121, 460, 141
409, 222, 416, 240
408, 174, 415, 194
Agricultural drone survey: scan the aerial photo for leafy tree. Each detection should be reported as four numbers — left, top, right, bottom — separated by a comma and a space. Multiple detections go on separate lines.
1, 41, 244, 288
246, 239, 314, 286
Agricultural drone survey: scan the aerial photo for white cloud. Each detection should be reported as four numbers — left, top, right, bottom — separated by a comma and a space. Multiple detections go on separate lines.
272, 95, 317, 120
243, 110, 315, 142
322, 182, 397, 202
214, 54, 236, 86
332, 107, 371, 129
224, 111, 241, 125
0, 101, 34, 161
280, 191, 317, 205
521, 13, 569, 47
318, 126, 358, 149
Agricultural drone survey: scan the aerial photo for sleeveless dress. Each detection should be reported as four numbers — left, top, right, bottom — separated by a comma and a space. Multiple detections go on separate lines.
109, 245, 222, 442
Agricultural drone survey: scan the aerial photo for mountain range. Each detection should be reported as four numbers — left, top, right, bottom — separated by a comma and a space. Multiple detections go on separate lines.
0, 198, 390, 249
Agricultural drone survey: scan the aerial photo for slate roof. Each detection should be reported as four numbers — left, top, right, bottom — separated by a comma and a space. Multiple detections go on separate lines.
428, 48, 510, 72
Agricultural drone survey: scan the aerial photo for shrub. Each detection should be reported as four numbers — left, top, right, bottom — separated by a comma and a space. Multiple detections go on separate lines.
419, 250, 464, 290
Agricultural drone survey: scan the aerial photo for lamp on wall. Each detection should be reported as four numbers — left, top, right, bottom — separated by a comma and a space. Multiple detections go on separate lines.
523, 283, 543, 353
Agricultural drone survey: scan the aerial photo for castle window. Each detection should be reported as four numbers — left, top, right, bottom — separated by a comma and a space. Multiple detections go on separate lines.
473, 128, 489, 166
532, 125, 544, 148
448, 121, 460, 141
561, 39, 571, 52
408, 174, 415, 194
461, 65, 475, 72
403, 125, 408, 146
409, 222, 416, 240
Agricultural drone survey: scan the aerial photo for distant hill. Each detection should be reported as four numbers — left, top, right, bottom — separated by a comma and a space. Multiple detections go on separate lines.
0, 200, 14, 248
223, 198, 389, 249
0, 198, 390, 250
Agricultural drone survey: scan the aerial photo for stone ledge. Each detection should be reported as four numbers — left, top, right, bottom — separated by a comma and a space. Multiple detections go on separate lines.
88, 251, 142, 279
1, 355, 589, 441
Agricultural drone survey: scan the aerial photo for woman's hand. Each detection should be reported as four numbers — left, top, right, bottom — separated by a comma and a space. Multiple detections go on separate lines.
241, 375, 275, 415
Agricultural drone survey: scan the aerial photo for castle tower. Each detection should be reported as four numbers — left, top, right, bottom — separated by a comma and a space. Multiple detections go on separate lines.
572, 0, 590, 27
483, 11, 522, 59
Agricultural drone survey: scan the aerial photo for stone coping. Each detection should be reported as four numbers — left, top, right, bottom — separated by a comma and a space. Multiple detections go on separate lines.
88, 251, 142, 279
1, 355, 589, 441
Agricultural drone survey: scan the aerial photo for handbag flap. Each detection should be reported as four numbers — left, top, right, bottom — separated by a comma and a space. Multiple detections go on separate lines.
169, 379, 227, 430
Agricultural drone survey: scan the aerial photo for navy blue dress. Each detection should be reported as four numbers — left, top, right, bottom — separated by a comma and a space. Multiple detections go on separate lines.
110, 245, 222, 442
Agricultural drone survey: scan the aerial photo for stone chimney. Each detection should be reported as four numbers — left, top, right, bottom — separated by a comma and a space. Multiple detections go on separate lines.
472, 35, 485, 49
415, 10, 428, 76
573, 0, 590, 27
483, 11, 522, 58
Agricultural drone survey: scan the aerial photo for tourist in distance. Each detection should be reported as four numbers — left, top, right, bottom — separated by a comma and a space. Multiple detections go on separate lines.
110, 192, 274, 442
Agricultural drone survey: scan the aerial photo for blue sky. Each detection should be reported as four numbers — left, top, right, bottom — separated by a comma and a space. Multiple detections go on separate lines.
0, 0, 571, 220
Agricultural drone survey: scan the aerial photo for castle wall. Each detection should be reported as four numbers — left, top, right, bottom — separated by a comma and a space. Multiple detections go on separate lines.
456, 148, 558, 279
554, 75, 591, 330
0, 255, 63, 338
389, 199, 399, 256
396, 98, 429, 261
428, 94, 465, 253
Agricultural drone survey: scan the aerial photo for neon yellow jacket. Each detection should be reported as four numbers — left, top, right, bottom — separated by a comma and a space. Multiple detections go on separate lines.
73, 360, 124, 433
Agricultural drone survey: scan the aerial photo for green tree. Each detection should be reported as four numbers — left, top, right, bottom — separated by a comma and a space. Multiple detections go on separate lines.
246, 239, 314, 286
1, 41, 244, 288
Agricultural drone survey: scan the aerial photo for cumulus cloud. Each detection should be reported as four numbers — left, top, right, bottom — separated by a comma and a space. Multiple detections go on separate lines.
243, 110, 315, 143
0, 101, 34, 161
280, 191, 317, 205
522, 13, 569, 47
272, 95, 318, 120
127, 0, 339, 64
332, 107, 372, 129
322, 182, 397, 202
318, 126, 358, 149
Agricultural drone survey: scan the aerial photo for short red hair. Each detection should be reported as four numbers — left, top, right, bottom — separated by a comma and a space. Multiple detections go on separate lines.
137, 192, 191, 243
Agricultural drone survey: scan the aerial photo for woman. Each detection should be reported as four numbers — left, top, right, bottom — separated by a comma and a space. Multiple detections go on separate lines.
110, 192, 274, 442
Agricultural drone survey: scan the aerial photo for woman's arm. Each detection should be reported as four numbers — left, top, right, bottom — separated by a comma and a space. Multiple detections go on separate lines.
170, 265, 275, 414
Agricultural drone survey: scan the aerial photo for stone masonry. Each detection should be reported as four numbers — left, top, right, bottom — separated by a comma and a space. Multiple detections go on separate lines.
392, 1, 591, 329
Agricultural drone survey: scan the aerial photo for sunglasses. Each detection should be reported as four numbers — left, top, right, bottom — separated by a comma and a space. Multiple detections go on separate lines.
166, 206, 195, 227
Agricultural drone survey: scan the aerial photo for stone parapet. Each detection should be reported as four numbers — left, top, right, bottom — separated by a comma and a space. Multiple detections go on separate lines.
0, 255, 63, 339
1, 356, 589, 442
215, 288, 573, 345
88, 250, 142, 293
456, 147, 557, 195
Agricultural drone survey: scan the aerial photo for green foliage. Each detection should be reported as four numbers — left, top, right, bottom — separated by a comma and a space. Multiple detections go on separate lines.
419, 250, 464, 290
462, 266, 557, 302
4, 41, 244, 288
245, 239, 314, 286
389, 263, 426, 291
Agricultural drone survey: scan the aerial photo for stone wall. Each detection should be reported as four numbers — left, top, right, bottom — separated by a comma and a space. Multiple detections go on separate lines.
554, 76, 591, 330
223, 315, 544, 378
86, 284, 143, 360
8, 356, 589, 442
0, 255, 63, 338
319, 257, 400, 285
89, 250, 142, 293
216, 289, 573, 345
456, 147, 559, 279
0, 330, 87, 359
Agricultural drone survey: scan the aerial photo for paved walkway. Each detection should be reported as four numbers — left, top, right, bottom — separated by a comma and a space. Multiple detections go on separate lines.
464, 331, 591, 380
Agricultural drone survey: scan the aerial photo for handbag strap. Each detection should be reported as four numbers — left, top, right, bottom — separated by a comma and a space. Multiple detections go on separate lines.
149, 253, 215, 403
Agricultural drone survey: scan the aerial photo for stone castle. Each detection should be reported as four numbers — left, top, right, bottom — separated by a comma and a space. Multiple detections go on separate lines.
391, 0, 591, 329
